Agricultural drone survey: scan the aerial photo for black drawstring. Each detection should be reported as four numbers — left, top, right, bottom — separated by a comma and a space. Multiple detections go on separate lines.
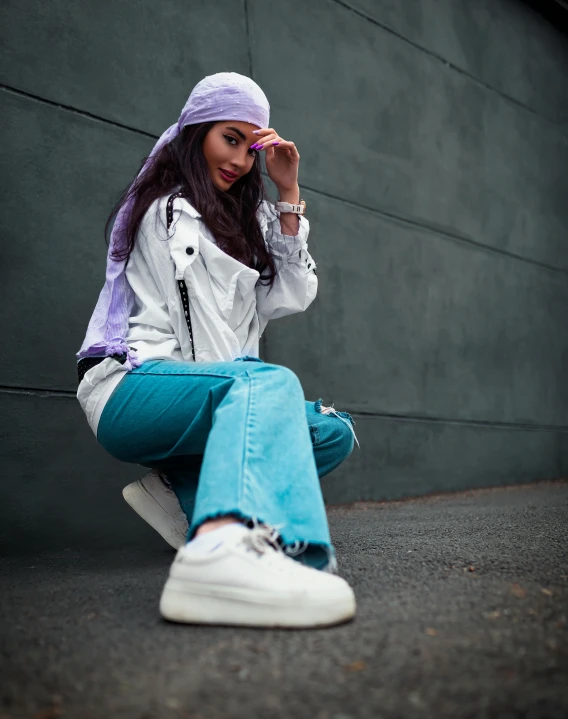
167, 192, 196, 362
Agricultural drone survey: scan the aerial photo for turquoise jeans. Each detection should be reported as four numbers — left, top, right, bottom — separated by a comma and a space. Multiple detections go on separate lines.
97, 358, 355, 570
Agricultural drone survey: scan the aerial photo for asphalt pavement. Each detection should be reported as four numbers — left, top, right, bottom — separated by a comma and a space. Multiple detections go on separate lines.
2, 481, 567, 719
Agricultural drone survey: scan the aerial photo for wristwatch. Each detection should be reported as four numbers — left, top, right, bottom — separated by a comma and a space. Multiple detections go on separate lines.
275, 199, 307, 216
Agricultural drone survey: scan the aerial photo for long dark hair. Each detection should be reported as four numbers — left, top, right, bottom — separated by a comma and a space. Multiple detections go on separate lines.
105, 122, 277, 286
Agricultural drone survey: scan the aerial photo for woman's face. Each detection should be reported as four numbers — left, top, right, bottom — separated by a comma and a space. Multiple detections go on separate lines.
202, 121, 260, 191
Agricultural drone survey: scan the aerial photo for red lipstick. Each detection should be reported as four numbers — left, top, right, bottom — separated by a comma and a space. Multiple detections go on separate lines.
220, 169, 238, 182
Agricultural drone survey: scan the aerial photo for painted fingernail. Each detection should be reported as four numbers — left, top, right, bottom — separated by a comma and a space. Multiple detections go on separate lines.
250, 143, 260, 149
272, 142, 280, 146
252, 130, 260, 134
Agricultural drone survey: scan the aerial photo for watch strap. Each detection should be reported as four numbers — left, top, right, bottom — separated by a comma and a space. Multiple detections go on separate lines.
275, 200, 306, 215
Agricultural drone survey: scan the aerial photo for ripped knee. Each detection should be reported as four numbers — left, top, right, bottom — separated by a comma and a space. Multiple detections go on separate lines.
315, 399, 360, 449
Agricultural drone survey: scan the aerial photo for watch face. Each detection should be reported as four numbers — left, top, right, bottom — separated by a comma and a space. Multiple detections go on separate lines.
300, 200, 307, 214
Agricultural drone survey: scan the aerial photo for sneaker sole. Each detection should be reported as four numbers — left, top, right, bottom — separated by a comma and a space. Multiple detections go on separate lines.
122, 480, 187, 550
159, 578, 356, 628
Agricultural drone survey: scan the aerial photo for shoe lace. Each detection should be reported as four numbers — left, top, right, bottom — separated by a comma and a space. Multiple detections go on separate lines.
284, 540, 309, 557
241, 522, 312, 574
242, 524, 285, 556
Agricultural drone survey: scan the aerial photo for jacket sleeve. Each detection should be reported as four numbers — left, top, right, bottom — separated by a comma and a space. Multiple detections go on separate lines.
255, 200, 318, 336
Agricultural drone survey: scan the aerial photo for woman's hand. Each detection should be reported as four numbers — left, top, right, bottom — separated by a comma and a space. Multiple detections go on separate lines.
250, 128, 299, 195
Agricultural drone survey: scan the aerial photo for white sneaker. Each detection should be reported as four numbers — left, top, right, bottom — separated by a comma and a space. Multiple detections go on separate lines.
122, 470, 188, 549
159, 524, 356, 628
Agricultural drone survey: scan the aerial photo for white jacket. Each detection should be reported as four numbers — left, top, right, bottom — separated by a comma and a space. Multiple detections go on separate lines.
77, 194, 318, 435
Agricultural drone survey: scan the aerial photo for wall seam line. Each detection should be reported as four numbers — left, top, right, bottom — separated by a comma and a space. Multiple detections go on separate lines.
347, 410, 568, 433
3, 84, 566, 277
1, 386, 567, 433
0, 386, 76, 398
298, 182, 568, 277
244, 0, 254, 80
0, 84, 159, 140
329, 0, 568, 130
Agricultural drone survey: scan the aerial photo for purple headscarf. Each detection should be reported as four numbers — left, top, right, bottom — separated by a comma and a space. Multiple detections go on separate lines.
77, 72, 270, 369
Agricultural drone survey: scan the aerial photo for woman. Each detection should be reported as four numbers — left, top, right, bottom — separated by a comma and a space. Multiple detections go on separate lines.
76, 72, 357, 628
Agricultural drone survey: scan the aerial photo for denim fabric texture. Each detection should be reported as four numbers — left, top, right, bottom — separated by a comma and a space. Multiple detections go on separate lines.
96, 358, 354, 570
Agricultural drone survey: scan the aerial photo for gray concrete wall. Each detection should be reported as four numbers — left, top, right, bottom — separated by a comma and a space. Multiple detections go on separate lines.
1, 0, 567, 553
